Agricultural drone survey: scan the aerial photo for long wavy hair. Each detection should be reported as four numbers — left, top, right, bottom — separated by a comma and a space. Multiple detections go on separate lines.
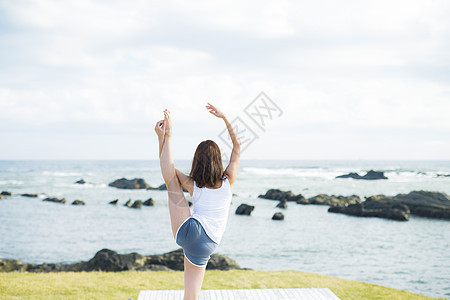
189, 140, 225, 188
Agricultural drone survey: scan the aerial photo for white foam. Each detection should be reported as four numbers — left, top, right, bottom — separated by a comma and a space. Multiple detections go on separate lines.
42, 171, 83, 177
0, 180, 24, 185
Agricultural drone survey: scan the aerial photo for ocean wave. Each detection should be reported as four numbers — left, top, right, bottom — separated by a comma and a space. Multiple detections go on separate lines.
42, 171, 83, 177
242, 167, 337, 178
0, 180, 24, 185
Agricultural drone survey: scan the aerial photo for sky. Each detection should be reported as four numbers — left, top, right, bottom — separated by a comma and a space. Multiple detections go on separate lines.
0, 0, 449, 160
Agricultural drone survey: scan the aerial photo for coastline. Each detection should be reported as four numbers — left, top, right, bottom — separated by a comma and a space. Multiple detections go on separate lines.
1, 159, 450, 298
0, 270, 443, 300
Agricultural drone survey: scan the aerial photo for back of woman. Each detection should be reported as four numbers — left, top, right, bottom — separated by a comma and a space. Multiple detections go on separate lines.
156, 102, 240, 300
191, 175, 232, 245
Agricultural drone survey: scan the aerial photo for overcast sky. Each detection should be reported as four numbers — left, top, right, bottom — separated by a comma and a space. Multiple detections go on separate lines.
1, 0, 449, 160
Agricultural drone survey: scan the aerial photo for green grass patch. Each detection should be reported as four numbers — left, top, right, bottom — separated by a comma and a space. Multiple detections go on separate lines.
0, 270, 443, 300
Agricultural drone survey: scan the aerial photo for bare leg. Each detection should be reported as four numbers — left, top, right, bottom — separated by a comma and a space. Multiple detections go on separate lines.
160, 134, 191, 238
158, 110, 205, 299
183, 256, 206, 300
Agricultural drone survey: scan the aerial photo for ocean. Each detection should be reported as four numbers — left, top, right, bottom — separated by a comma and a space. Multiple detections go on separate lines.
0, 159, 449, 298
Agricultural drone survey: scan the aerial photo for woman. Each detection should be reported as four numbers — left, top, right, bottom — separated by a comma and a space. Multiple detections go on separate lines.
154, 103, 241, 300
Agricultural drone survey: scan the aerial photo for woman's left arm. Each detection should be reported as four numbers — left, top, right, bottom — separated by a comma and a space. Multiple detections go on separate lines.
175, 168, 194, 196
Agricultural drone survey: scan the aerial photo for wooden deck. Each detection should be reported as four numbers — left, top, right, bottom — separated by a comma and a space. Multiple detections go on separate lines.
137, 288, 341, 299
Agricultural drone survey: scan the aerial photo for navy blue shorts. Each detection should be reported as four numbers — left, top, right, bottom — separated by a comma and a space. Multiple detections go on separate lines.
175, 217, 218, 267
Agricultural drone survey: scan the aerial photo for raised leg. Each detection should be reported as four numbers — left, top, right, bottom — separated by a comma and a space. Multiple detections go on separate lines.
183, 256, 206, 300
160, 135, 191, 238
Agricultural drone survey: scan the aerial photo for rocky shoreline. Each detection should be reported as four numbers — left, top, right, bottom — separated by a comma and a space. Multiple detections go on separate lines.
3, 176, 450, 222
258, 189, 450, 221
0, 248, 243, 273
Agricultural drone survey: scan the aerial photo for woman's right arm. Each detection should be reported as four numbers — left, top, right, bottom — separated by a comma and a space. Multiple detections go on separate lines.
206, 103, 241, 185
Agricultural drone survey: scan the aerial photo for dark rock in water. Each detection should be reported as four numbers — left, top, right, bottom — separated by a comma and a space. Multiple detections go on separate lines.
436, 173, 450, 177
336, 170, 388, 180
124, 199, 132, 207
43, 197, 66, 204
188, 201, 193, 207
147, 183, 188, 193
276, 200, 287, 209
328, 198, 410, 221
258, 189, 303, 202
301, 194, 361, 207
131, 200, 143, 209
108, 178, 149, 189
272, 212, 285, 220
82, 249, 144, 272
75, 179, 86, 184
235, 203, 254, 215
1, 191, 12, 196
22, 193, 38, 198
391, 190, 450, 219
258, 189, 293, 201
109, 199, 118, 205
143, 198, 154, 206
365, 194, 387, 202
0, 248, 242, 272
72, 200, 85, 205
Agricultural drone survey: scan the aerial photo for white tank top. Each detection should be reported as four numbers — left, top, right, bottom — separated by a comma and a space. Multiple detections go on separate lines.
191, 176, 232, 245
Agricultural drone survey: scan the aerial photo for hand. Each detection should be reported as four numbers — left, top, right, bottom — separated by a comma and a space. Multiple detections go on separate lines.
154, 120, 165, 139
206, 102, 225, 119
163, 109, 172, 137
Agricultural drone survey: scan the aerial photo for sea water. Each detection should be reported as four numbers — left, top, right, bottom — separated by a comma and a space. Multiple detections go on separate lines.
0, 160, 449, 298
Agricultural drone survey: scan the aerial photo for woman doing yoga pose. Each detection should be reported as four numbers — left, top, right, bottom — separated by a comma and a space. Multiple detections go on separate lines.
155, 103, 241, 300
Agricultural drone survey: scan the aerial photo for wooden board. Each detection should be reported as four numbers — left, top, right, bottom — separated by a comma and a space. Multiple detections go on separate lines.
138, 288, 341, 300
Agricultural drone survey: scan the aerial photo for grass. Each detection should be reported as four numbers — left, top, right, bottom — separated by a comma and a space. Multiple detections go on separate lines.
0, 270, 444, 300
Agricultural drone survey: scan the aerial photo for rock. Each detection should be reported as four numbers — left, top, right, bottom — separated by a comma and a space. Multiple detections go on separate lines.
258, 189, 295, 201
235, 203, 254, 215
0, 248, 242, 273
124, 199, 132, 207
135, 264, 172, 271
0, 259, 29, 272
131, 200, 143, 209
143, 198, 154, 206
272, 212, 285, 220
72, 200, 85, 205
108, 178, 150, 189
207, 252, 241, 270
391, 190, 450, 219
147, 183, 188, 193
82, 249, 145, 271
258, 189, 305, 202
276, 200, 287, 209
146, 248, 241, 271
43, 197, 66, 204
303, 194, 361, 207
336, 170, 388, 180
188, 201, 193, 207
109, 199, 119, 205
21, 193, 38, 198
436, 173, 450, 177
1, 191, 12, 196
328, 198, 410, 221
75, 179, 86, 184
365, 194, 387, 202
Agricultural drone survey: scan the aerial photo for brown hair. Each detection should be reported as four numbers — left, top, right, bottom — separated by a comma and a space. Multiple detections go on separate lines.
189, 140, 225, 188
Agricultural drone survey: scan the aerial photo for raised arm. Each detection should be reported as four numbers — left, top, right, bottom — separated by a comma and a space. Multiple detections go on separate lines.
175, 168, 194, 196
205, 102, 241, 185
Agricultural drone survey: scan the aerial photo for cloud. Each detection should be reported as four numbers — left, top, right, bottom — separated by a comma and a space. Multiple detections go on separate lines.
0, 0, 449, 159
